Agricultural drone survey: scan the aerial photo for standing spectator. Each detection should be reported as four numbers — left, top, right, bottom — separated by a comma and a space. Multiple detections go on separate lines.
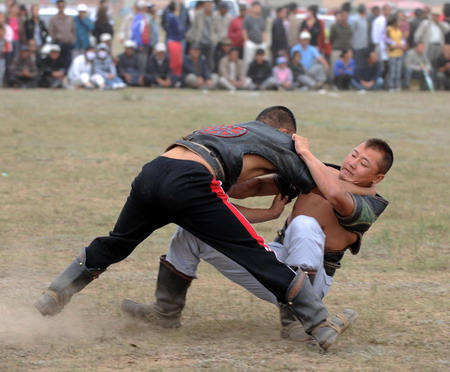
242, 2, 266, 68
143, 42, 172, 88
351, 50, 384, 92
214, 3, 232, 46
92, 43, 126, 89
408, 9, 425, 49
117, 40, 142, 86
271, 6, 288, 63
272, 55, 294, 90
68, 46, 96, 88
371, 4, 391, 81
7, 2, 20, 57
329, 10, 352, 80
404, 42, 433, 90
414, 9, 450, 69
144, 3, 159, 53
397, 11, 410, 47
228, 3, 246, 56
0, 13, 13, 64
386, 15, 406, 91
25, 4, 48, 50
18, 4, 28, 46
73, 4, 93, 57
38, 44, 65, 88
351, 4, 369, 74
299, 5, 325, 54
162, 0, 190, 45
286, 2, 301, 49
93, 6, 114, 45
182, 44, 217, 89
333, 49, 354, 90
435, 44, 450, 90
165, 1, 185, 79
247, 48, 275, 90
8, 44, 38, 88
119, 4, 136, 43
290, 31, 328, 89
0, 25, 7, 86
444, 3, 450, 44
48, 0, 76, 72
218, 46, 251, 91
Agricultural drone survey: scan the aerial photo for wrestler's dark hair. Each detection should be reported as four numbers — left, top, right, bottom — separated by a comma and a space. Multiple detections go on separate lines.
255, 106, 297, 134
364, 138, 394, 174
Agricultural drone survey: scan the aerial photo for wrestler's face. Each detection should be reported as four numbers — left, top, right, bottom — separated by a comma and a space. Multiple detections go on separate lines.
339, 143, 384, 186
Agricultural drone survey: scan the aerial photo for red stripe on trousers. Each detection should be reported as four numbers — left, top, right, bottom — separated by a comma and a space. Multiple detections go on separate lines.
210, 178, 271, 252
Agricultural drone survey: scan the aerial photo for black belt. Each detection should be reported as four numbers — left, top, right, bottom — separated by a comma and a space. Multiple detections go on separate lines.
172, 139, 225, 181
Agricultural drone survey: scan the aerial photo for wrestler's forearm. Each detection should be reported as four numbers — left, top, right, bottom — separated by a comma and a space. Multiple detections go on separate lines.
233, 194, 288, 223
228, 175, 278, 199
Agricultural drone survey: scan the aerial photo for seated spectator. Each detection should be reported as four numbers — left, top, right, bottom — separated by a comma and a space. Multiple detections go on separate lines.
289, 50, 310, 90
68, 46, 97, 88
144, 42, 172, 88
27, 39, 43, 70
8, 45, 39, 88
92, 43, 126, 89
435, 44, 450, 91
182, 44, 217, 89
351, 50, 384, 92
333, 49, 354, 90
38, 44, 65, 88
218, 47, 251, 91
404, 42, 433, 91
247, 48, 276, 90
290, 31, 328, 89
213, 38, 232, 73
117, 40, 142, 86
272, 56, 294, 90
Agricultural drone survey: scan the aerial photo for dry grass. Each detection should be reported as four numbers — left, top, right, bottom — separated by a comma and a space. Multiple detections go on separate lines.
0, 89, 448, 372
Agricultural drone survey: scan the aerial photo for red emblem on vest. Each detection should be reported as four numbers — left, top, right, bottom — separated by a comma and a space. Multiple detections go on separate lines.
198, 125, 248, 138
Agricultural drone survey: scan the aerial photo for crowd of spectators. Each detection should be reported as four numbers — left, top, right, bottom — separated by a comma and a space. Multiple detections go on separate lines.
1, 0, 450, 92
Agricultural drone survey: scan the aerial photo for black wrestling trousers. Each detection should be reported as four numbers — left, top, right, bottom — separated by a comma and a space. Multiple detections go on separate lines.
85, 156, 296, 301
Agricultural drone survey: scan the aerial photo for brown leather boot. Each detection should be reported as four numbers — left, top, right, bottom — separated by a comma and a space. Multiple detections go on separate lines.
121, 255, 193, 328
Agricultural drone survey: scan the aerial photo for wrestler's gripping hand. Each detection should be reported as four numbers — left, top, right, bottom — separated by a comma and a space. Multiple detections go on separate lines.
268, 194, 290, 220
292, 134, 311, 158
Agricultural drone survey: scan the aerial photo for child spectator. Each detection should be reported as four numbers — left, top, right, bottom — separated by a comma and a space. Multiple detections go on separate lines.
117, 40, 142, 86
38, 44, 65, 88
92, 43, 126, 89
333, 49, 354, 90
272, 55, 294, 90
386, 15, 406, 91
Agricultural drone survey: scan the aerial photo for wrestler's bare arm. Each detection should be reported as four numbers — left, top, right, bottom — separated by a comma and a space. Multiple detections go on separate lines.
233, 194, 289, 223
228, 175, 279, 199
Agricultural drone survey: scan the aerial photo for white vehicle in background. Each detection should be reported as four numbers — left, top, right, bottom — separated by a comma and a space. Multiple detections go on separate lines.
184, 0, 240, 20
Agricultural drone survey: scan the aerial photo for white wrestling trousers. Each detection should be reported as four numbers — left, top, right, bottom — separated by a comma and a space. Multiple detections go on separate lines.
166, 215, 332, 306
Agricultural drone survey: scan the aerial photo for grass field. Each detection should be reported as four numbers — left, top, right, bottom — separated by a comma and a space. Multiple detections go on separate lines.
0, 89, 449, 372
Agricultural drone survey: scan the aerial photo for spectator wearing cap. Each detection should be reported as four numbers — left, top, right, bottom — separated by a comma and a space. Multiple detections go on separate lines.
182, 44, 217, 89
333, 49, 354, 90
271, 7, 288, 64
290, 31, 328, 89
247, 48, 276, 90
213, 38, 232, 73
68, 46, 97, 88
351, 4, 369, 74
351, 50, 384, 92
144, 42, 172, 88
117, 40, 142, 86
38, 44, 66, 88
218, 46, 251, 91
8, 44, 38, 88
272, 55, 294, 90
414, 8, 450, 69
49, 0, 76, 72
144, 2, 159, 53
228, 3, 247, 56
92, 43, 126, 89
93, 6, 114, 45
165, 1, 185, 78
74, 4, 94, 58
329, 10, 352, 80
242, 2, 266, 68
186, 0, 217, 70
25, 4, 48, 50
